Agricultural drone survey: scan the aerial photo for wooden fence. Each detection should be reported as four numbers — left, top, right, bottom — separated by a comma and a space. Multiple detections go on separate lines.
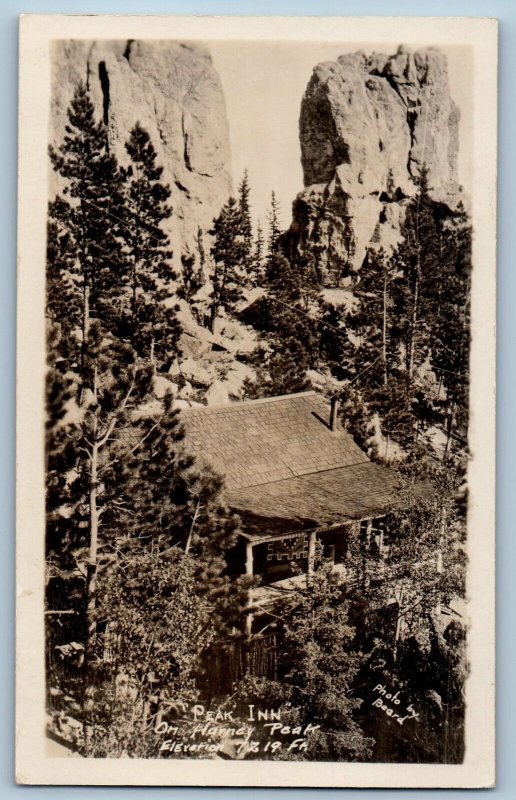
200, 632, 278, 696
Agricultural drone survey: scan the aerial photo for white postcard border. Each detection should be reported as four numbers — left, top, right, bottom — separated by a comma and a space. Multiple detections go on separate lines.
16, 13, 497, 787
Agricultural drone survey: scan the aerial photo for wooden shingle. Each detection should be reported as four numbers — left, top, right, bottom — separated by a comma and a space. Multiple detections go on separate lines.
181, 391, 369, 491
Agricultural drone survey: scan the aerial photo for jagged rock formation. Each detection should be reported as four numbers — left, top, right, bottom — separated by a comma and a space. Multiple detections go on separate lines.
50, 39, 232, 270
286, 46, 462, 285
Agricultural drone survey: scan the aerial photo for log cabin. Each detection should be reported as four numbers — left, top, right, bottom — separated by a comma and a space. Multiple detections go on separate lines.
180, 390, 405, 628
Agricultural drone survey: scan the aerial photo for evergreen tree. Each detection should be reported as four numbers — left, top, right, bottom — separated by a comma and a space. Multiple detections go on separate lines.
343, 167, 472, 459
238, 169, 254, 278
109, 393, 242, 625
267, 190, 281, 261
45, 322, 80, 571
88, 550, 218, 757
46, 212, 82, 355
424, 203, 472, 456
391, 165, 440, 380
209, 196, 246, 333
243, 347, 312, 399
58, 328, 155, 689
347, 459, 466, 662
45, 332, 246, 745
318, 302, 355, 382
348, 459, 467, 762
253, 221, 265, 285
243, 253, 319, 398
178, 252, 203, 303
233, 564, 373, 761
122, 122, 180, 364
336, 383, 372, 453
353, 247, 398, 387
49, 82, 128, 361
277, 567, 373, 761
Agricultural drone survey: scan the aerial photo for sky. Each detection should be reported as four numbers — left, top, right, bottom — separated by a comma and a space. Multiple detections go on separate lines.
209, 41, 473, 231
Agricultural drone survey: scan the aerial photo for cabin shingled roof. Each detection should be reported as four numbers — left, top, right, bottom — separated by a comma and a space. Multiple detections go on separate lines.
124, 391, 417, 539
180, 391, 369, 491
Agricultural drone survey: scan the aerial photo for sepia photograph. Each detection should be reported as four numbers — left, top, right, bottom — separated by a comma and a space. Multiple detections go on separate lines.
16, 14, 497, 788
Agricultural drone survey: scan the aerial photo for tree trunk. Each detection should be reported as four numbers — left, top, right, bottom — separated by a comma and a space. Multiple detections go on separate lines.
131, 247, 140, 348
83, 282, 90, 345
382, 269, 388, 386
392, 587, 404, 664
434, 508, 447, 616
83, 366, 99, 752
408, 253, 420, 380
78, 282, 91, 406
184, 500, 201, 554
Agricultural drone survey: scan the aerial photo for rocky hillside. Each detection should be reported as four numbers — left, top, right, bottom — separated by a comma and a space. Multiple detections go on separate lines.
286, 46, 462, 285
50, 39, 232, 270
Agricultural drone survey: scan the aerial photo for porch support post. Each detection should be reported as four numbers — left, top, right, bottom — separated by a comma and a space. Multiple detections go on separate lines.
245, 540, 254, 577
307, 530, 317, 574
366, 519, 373, 550
245, 541, 254, 637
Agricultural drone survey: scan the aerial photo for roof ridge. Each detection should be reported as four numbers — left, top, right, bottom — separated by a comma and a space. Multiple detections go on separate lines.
180, 390, 318, 414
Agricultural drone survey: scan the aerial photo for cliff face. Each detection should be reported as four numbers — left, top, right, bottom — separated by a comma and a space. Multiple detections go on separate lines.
288, 46, 462, 285
50, 39, 232, 269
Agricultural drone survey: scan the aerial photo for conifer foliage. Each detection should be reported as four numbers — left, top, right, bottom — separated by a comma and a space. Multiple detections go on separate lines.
49, 82, 127, 348
209, 196, 246, 332
243, 252, 318, 397
233, 564, 374, 762
337, 166, 472, 459
45, 83, 248, 755
238, 168, 254, 276
45, 80, 472, 763
121, 122, 180, 363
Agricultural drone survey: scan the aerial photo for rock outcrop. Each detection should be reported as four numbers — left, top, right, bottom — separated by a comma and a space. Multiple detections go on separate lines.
287, 46, 462, 285
50, 39, 232, 271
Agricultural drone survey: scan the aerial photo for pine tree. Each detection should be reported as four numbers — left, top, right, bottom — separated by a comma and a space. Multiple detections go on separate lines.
209, 196, 246, 333
45, 332, 245, 746
122, 122, 180, 364
89, 550, 217, 756
253, 221, 265, 285
385, 166, 472, 456
179, 252, 203, 302
62, 329, 154, 697
353, 247, 397, 388
244, 347, 312, 399
391, 164, 439, 380
267, 190, 281, 262
347, 459, 466, 662
238, 169, 253, 278
243, 252, 319, 398
49, 82, 128, 362
233, 564, 373, 761
341, 164, 472, 459
424, 203, 472, 456
45, 322, 79, 570
277, 567, 374, 761
318, 302, 355, 382
46, 212, 81, 355
347, 459, 467, 761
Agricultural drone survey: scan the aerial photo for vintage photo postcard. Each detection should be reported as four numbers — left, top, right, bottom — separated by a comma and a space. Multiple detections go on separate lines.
16, 14, 497, 788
